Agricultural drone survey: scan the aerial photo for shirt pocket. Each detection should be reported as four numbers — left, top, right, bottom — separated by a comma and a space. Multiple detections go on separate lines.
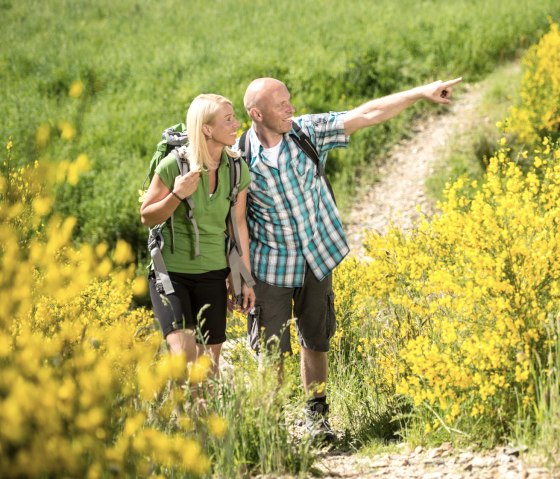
249, 170, 279, 209
293, 155, 317, 192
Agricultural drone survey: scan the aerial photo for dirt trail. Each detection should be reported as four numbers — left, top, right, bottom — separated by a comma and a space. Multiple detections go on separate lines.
344, 81, 485, 256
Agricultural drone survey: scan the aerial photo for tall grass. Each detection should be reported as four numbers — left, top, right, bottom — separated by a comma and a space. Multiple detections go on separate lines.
515, 321, 560, 471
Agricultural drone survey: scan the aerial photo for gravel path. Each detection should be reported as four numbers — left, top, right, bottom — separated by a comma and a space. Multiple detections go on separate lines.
311, 444, 554, 479
344, 81, 485, 256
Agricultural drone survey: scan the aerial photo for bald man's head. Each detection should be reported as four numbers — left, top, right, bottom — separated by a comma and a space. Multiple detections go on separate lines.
243, 77, 287, 111
244, 77, 295, 138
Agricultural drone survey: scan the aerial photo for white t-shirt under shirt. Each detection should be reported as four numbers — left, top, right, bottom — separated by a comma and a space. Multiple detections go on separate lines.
261, 140, 282, 169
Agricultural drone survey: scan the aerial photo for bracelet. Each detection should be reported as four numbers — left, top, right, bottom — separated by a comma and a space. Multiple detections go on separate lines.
170, 190, 184, 201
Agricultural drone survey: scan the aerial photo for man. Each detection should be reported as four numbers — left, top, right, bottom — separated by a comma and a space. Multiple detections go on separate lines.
241, 76, 462, 442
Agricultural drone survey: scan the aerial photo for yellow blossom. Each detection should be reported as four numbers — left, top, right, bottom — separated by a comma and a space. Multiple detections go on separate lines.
189, 355, 212, 384
69, 80, 85, 98
113, 240, 134, 264
58, 121, 76, 141
132, 276, 148, 297
207, 414, 228, 439
36, 123, 51, 148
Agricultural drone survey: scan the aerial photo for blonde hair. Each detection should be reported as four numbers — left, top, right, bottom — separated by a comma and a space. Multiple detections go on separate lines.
185, 93, 238, 172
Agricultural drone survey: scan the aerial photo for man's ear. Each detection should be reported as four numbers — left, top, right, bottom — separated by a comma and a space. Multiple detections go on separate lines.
249, 107, 262, 121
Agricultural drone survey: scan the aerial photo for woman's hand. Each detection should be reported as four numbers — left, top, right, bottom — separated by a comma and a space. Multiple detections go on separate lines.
239, 284, 255, 313
226, 275, 255, 313
172, 170, 200, 199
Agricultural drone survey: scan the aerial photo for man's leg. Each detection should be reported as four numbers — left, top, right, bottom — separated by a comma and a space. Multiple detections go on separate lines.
294, 269, 336, 443
301, 347, 327, 397
301, 345, 336, 444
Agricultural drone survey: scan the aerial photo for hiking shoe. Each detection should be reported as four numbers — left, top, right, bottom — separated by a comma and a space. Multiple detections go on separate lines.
305, 401, 336, 445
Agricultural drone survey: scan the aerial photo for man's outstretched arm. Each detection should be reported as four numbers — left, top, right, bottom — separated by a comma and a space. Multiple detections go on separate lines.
343, 77, 462, 136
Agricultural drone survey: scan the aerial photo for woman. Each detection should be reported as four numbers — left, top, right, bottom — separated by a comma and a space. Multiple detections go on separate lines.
141, 93, 255, 376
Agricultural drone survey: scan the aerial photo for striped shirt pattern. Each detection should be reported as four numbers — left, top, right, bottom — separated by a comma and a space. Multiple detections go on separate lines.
245, 112, 350, 287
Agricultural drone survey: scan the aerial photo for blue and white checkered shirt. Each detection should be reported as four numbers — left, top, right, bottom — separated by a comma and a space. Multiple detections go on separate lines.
244, 112, 350, 287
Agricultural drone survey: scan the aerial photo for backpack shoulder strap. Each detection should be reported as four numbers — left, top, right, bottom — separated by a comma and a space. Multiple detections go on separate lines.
228, 154, 242, 205
238, 129, 251, 164
290, 120, 338, 204
171, 148, 200, 258
225, 153, 255, 299
289, 121, 324, 177
227, 154, 243, 259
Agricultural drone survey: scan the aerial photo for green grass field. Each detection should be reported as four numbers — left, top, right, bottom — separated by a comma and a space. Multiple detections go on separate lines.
2, 0, 559, 256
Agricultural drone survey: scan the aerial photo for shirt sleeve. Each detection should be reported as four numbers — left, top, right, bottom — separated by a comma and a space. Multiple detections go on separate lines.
297, 112, 350, 156
239, 157, 251, 191
154, 153, 180, 191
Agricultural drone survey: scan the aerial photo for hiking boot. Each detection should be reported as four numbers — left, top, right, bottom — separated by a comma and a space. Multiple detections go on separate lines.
305, 401, 336, 445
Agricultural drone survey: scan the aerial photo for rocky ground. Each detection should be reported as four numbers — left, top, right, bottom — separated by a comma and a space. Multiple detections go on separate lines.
310, 443, 553, 479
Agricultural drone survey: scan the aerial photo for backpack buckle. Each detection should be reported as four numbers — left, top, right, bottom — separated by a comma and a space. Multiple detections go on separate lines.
147, 227, 164, 251
154, 278, 165, 295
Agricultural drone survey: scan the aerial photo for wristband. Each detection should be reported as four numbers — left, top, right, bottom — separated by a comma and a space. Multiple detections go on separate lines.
170, 190, 184, 201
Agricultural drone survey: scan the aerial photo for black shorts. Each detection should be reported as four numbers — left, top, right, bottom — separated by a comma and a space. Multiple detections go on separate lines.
149, 268, 229, 344
247, 267, 336, 354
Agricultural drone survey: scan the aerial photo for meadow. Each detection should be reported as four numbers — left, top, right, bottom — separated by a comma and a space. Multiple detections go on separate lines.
1, 0, 559, 256
1, 1, 560, 477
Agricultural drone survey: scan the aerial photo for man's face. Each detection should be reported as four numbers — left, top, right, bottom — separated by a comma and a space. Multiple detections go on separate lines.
258, 83, 295, 135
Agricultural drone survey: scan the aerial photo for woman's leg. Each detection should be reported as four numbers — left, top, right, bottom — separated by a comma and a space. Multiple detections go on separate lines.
167, 328, 197, 363
196, 343, 224, 376
191, 269, 229, 376
149, 272, 199, 385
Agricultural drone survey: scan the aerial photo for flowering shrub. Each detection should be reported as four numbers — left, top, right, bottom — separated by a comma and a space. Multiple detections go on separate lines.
0, 142, 211, 477
332, 257, 400, 393
505, 21, 560, 144
359, 139, 560, 440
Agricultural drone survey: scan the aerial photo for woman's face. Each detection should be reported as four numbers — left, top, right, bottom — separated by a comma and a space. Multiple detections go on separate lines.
208, 103, 240, 147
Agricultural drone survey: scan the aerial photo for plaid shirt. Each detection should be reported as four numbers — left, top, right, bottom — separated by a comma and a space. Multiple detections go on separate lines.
245, 112, 350, 287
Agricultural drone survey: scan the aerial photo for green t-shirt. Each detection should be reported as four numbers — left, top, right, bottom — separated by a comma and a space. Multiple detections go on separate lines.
154, 152, 251, 273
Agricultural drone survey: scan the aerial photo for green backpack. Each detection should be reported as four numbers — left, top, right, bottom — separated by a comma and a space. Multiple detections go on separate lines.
141, 123, 187, 196
142, 124, 254, 301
